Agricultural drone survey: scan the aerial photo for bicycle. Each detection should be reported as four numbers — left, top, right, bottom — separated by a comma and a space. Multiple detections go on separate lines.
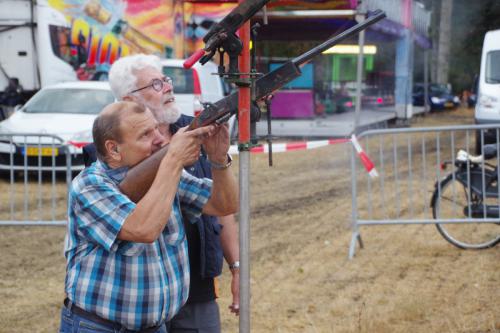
430, 144, 500, 249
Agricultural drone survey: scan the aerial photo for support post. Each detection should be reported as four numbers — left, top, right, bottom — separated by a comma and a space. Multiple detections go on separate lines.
424, 49, 429, 112
237, 6, 251, 333
395, 0, 414, 123
349, 145, 360, 259
354, 10, 366, 132
395, 29, 414, 123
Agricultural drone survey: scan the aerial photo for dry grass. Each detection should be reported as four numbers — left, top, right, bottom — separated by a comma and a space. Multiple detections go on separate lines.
0, 107, 498, 332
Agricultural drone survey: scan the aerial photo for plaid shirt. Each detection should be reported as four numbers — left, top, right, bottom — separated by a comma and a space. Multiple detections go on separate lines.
64, 160, 212, 330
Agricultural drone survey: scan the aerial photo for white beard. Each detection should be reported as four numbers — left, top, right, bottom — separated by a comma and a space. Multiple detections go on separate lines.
139, 97, 181, 125
153, 102, 181, 124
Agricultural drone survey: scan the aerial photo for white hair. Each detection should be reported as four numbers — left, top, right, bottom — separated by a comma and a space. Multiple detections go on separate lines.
108, 54, 162, 100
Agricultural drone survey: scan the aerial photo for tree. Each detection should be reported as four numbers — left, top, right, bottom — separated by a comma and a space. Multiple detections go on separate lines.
449, 0, 500, 93
436, 0, 453, 84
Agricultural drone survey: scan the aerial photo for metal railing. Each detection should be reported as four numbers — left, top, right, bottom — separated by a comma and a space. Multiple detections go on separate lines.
0, 133, 79, 225
364, 0, 430, 36
349, 124, 500, 258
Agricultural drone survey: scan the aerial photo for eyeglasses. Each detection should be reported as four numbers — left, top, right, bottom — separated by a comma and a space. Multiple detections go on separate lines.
130, 76, 173, 94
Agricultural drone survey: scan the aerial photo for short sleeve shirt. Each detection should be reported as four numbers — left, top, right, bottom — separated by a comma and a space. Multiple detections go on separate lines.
64, 160, 212, 330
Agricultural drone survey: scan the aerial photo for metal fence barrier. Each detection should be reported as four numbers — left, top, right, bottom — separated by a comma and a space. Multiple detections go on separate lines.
0, 133, 82, 226
349, 124, 500, 258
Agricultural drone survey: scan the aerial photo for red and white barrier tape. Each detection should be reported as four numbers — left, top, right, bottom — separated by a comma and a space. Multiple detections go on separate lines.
228, 138, 349, 155
71, 136, 377, 177
228, 136, 378, 178
350, 134, 379, 178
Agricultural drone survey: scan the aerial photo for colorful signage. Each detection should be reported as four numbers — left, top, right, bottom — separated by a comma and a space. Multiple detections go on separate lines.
47, 0, 176, 80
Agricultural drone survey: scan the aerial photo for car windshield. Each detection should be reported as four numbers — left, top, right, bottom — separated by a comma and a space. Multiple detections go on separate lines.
162, 66, 194, 94
486, 50, 500, 84
413, 85, 424, 94
363, 88, 380, 95
429, 84, 450, 94
23, 88, 114, 114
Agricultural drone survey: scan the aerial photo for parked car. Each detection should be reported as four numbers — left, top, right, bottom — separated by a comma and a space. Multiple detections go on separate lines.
315, 84, 354, 115
412, 83, 460, 111
361, 87, 395, 108
316, 93, 353, 115
0, 81, 114, 172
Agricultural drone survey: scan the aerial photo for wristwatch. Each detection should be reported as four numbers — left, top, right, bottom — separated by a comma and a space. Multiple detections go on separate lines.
229, 260, 240, 270
209, 154, 233, 170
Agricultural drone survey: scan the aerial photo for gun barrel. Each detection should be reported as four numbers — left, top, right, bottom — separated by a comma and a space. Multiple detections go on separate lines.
203, 0, 271, 43
292, 9, 386, 67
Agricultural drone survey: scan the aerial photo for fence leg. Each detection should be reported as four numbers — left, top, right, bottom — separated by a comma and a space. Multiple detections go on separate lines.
349, 144, 362, 260
348, 231, 363, 259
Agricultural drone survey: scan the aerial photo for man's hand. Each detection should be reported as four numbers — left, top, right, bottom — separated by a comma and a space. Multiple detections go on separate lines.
168, 125, 215, 167
219, 215, 240, 315
200, 124, 238, 216
202, 123, 230, 164
229, 269, 240, 315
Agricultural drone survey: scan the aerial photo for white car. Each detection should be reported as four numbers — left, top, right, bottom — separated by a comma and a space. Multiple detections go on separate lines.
161, 59, 227, 116
0, 81, 114, 172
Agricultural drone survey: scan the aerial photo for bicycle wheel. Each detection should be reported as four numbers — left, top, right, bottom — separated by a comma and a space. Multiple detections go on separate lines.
432, 175, 500, 249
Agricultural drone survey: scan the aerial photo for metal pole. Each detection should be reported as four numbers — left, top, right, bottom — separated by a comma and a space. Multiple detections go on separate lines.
238, 151, 250, 333
424, 49, 429, 112
66, 148, 72, 193
237, 5, 251, 332
354, 11, 366, 132
349, 144, 359, 259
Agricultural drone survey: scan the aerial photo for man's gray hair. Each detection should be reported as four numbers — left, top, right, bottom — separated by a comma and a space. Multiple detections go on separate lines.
108, 54, 162, 100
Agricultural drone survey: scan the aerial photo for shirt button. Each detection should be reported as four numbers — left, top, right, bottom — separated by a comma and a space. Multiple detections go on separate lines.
190, 167, 195, 171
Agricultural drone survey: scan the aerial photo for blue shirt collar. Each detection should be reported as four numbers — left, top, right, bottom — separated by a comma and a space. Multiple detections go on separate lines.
95, 159, 129, 184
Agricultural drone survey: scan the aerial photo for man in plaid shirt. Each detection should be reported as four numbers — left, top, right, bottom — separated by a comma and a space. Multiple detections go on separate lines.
60, 101, 237, 332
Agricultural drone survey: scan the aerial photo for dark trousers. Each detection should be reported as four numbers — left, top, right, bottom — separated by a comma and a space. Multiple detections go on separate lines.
167, 301, 221, 333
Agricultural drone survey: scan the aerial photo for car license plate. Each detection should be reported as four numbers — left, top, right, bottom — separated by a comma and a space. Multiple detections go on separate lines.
445, 102, 454, 108
23, 147, 59, 156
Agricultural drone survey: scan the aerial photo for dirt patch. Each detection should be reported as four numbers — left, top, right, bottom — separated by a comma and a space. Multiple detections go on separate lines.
0, 107, 498, 333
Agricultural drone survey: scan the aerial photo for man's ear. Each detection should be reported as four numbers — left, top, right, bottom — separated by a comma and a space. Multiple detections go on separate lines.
123, 94, 140, 104
104, 140, 121, 161
125, 94, 146, 107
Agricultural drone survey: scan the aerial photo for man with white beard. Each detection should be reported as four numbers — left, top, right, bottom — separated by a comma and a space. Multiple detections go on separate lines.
82, 54, 240, 333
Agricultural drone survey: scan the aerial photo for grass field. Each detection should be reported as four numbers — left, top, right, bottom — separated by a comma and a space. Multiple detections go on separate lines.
0, 107, 498, 333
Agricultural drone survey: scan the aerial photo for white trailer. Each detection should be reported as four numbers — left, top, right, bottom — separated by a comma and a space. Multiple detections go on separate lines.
0, 0, 77, 97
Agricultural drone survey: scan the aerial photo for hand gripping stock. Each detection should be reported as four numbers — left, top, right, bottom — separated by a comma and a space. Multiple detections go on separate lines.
120, 10, 387, 202
183, 0, 271, 70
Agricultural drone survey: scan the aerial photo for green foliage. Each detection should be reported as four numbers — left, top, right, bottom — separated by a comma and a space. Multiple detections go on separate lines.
449, 0, 500, 92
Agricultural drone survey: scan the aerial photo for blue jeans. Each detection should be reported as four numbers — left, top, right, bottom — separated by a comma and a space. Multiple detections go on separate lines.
59, 305, 167, 333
